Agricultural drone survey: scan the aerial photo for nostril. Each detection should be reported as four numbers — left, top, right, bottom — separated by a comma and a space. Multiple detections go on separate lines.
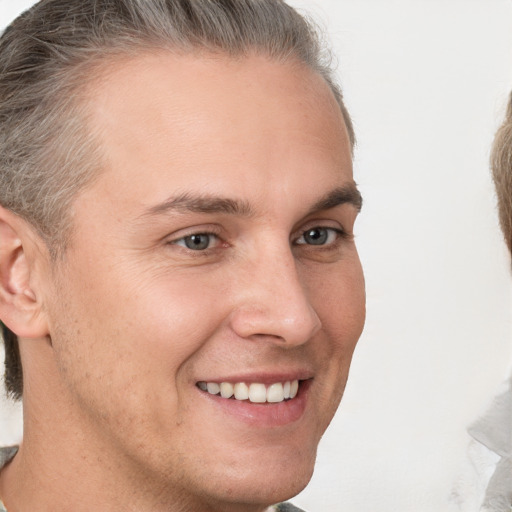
248, 333, 286, 343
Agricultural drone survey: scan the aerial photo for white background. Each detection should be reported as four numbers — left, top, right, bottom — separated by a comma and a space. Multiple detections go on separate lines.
1, 1, 511, 511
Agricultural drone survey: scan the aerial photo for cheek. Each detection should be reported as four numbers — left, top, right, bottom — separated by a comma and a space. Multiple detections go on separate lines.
314, 260, 365, 412
125, 270, 228, 354
47, 267, 230, 438
50, 262, 227, 390
56, 243, 243, 382
306, 255, 366, 350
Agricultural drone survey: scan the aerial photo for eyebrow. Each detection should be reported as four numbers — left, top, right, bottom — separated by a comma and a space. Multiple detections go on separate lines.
143, 193, 254, 217
141, 183, 362, 219
308, 183, 363, 215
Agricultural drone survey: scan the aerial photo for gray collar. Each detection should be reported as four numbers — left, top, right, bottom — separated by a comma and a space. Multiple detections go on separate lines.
0, 446, 17, 472
0, 446, 18, 511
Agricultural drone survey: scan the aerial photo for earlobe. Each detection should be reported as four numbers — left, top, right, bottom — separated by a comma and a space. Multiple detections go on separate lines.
0, 206, 49, 339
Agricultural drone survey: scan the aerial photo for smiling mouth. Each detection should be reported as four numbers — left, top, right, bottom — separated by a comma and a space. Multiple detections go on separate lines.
197, 380, 300, 404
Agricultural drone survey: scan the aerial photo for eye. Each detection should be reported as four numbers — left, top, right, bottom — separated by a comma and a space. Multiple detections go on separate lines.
295, 227, 341, 246
173, 233, 219, 251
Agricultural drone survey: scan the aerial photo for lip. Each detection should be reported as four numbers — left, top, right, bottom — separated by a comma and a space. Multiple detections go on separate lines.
196, 377, 312, 428
195, 370, 314, 386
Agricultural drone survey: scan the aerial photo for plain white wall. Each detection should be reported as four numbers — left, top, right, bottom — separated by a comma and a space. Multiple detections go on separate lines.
0, 1, 511, 511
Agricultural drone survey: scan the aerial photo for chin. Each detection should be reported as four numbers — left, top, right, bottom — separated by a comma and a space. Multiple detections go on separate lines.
194, 447, 317, 509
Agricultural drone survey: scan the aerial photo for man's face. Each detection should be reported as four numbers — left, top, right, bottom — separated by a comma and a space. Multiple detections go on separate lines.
43, 52, 365, 509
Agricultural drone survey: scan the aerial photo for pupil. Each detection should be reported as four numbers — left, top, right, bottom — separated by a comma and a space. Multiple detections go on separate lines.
185, 234, 210, 250
305, 228, 327, 245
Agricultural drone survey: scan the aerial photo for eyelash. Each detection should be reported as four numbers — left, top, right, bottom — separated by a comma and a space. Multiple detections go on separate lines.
169, 226, 347, 253
171, 232, 223, 251
294, 227, 346, 247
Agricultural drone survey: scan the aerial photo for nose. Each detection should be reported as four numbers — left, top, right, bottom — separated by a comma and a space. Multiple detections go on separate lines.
228, 246, 321, 347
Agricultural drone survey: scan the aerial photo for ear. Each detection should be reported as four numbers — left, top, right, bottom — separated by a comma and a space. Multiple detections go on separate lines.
0, 206, 50, 339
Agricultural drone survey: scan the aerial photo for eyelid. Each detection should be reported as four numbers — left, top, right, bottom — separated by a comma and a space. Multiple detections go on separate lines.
165, 223, 222, 240
294, 226, 346, 246
292, 218, 348, 239
171, 232, 222, 250
165, 224, 226, 249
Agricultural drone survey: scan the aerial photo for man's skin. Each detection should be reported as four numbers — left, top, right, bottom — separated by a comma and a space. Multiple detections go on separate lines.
0, 51, 365, 511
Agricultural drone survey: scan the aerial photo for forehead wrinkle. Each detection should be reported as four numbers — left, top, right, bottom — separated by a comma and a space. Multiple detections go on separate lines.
140, 192, 255, 218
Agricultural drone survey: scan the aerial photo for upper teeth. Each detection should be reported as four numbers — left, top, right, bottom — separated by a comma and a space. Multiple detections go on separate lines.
197, 380, 299, 403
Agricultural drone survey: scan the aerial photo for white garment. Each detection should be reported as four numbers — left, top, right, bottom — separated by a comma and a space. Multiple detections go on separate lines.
468, 376, 512, 512
454, 377, 512, 512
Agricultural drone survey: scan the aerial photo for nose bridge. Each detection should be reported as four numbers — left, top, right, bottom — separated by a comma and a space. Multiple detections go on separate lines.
230, 240, 321, 345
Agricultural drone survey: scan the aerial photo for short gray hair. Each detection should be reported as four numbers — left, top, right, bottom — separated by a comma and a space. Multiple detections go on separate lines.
0, 0, 355, 400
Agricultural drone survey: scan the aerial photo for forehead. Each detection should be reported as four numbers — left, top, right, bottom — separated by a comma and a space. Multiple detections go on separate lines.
82, 51, 353, 213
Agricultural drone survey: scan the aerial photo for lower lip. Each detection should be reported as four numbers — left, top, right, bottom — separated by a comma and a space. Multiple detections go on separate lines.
197, 380, 311, 428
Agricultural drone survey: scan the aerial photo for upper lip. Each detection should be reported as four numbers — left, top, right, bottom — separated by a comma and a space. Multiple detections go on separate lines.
195, 370, 314, 385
